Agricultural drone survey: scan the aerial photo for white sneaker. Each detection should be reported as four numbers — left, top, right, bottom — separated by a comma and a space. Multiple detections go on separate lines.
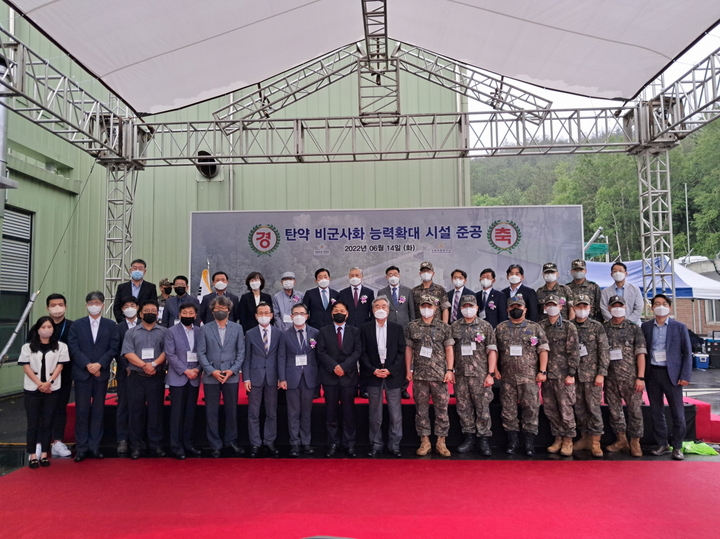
52, 441, 72, 458
35, 443, 42, 459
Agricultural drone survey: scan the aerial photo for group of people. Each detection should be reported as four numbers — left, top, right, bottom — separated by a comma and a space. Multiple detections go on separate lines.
18, 257, 693, 468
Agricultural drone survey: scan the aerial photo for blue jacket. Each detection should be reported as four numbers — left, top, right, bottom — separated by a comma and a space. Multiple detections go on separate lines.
641, 318, 692, 386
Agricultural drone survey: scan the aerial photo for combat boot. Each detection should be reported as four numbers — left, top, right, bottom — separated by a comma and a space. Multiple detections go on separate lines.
416, 436, 431, 456
523, 432, 535, 457
629, 437, 642, 458
457, 434, 475, 454
435, 436, 451, 457
573, 434, 591, 451
560, 437, 573, 457
590, 435, 603, 458
478, 437, 492, 456
606, 432, 630, 452
505, 431, 519, 455
547, 436, 563, 454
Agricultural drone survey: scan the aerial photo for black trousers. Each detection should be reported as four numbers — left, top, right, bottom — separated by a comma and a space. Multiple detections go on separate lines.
115, 369, 129, 442
646, 365, 686, 449
127, 372, 165, 451
24, 389, 59, 454
323, 383, 357, 447
51, 367, 72, 441
74, 376, 108, 453
169, 382, 199, 453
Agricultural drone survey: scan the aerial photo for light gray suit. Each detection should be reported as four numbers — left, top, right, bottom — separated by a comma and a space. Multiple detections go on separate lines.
377, 284, 415, 328
243, 324, 280, 447
198, 321, 245, 449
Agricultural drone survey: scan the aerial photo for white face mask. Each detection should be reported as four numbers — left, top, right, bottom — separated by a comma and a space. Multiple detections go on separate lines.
349, 277, 362, 287
610, 307, 626, 318
420, 307, 435, 319
572, 271, 586, 280
38, 327, 54, 339
48, 305, 66, 317
373, 309, 388, 320
461, 307, 477, 318
317, 278, 330, 288
282, 280, 295, 290
654, 305, 671, 317
257, 316, 272, 326
543, 273, 557, 283
292, 315, 307, 327
387, 276, 400, 286
612, 272, 626, 283
214, 281, 228, 291
123, 307, 138, 319
574, 308, 590, 320
452, 279, 465, 289
420, 272, 433, 282
87, 304, 103, 316
545, 305, 561, 317
508, 275, 522, 285
249, 280, 261, 290
480, 278, 493, 289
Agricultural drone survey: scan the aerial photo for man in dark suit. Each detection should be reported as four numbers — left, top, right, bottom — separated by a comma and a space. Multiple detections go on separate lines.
112, 258, 158, 322
278, 303, 320, 457
304, 268, 339, 331
243, 302, 280, 457
67, 291, 120, 461
197, 271, 240, 325
641, 294, 692, 461
317, 300, 362, 457
162, 275, 200, 327
337, 267, 375, 328
114, 296, 139, 455
475, 268, 508, 328
447, 269, 475, 324
361, 296, 406, 457
502, 264, 539, 322
377, 265, 415, 328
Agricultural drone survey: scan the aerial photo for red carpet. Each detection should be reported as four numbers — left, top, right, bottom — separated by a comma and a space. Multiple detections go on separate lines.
2, 459, 719, 538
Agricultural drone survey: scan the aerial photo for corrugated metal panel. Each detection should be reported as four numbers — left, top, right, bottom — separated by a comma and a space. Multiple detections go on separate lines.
1, 238, 30, 291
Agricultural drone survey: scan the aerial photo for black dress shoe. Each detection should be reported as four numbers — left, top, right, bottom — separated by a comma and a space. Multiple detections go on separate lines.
391, 449, 403, 458
265, 444, 280, 457
289, 445, 300, 457
401, 390, 411, 400
210, 449, 221, 459
368, 448, 382, 458
89, 450, 104, 459
173, 451, 186, 460
229, 442, 245, 456
130, 450, 142, 460
186, 445, 202, 457
29, 458, 40, 469
250, 445, 261, 457
152, 448, 166, 458
302, 445, 315, 455
326, 444, 339, 458
40, 457, 51, 467
346, 447, 357, 458
74, 452, 86, 462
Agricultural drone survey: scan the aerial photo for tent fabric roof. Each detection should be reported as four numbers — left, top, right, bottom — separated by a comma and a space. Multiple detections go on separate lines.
8, 1, 720, 115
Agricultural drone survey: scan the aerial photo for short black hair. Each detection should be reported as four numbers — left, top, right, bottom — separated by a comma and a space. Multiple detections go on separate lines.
121, 296, 138, 308
255, 301, 272, 313
315, 268, 330, 279
85, 291, 105, 303
611, 262, 628, 272
507, 264, 524, 276
130, 259, 147, 268
46, 293, 67, 307
332, 300, 349, 311
246, 271, 266, 291
480, 268, 496, 279
140, 299, 159, 311
385, 265, 400, 275
178, 302, 198, 313
173, 275, 189, 286
451, 269, 467, 279
651, 294, 672, 307
291, 302, 309, 315
212, 271, 229, 282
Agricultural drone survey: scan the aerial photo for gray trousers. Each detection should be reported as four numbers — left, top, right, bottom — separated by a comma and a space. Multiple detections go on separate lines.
204, 382, 239, 450
286, 375, 315, 446
367, 383, 403, 451
247, 380, 278, 446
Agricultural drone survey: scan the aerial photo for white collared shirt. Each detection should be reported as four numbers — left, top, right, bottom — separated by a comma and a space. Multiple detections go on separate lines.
184, 324, 195, 351
90, 316, 101, 342
375, 321, 387, 361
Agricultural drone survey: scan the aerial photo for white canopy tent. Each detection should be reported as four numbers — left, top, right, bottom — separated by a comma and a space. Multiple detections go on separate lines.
8, 0, 720, 114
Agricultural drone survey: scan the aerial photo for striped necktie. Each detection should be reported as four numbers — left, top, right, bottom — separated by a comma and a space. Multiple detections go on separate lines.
262, 328, 269, 353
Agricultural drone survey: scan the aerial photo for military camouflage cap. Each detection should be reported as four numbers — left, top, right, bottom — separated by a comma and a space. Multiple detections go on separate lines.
571, 259, 587, 269
159, 278, 172, 288
608, 295, 626, 306
542, 262, 558, 273
419, 261, 434, 272
543, 294, 560, 305
419, 295, 439, 306
460, 294, 477, 306
574, 294, 592, 305
507, 295, 525, 307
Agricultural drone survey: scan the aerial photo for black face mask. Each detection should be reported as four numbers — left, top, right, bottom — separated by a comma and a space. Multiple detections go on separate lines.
180, 316, 195, 327
163, 287, 172, 295
332, 313, 347, 324
174, 287, 187, 296
509, 308, 524, 320
142, 313, 157, 324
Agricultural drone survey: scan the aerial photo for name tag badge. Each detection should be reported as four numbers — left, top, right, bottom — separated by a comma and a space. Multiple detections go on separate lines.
579, 344, 588, 357
461, 344, 473, 356
654, 350, 667, 363
283, 314, 293, 324
610, 349, 623, 361
187, 352, 198, 363
295, 354, 308, 366
141, 347, 155, 361
510, 345, 523, 357
471, 342, 477, 351
420, 346, 433, 358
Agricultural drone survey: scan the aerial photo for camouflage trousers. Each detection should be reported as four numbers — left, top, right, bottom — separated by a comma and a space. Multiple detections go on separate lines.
574, 382, 604, 436
500, 381, 539, 435
604, 375, 644, 438
455, 375, 493, 437
413, 380, 450, 437
542, 379, 577, 438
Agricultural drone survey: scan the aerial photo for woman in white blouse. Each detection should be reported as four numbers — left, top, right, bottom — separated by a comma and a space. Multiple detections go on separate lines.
18, 316, 70, 468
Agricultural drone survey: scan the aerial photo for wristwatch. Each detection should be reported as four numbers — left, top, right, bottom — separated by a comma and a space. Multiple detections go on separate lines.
446, 368, 455, 373
489, 372, 496, 378
539, 370, 547, 375
151, 361, 157, 368
636, 376, 645, 381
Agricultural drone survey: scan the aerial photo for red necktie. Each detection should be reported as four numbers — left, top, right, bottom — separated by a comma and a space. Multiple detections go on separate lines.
353, 287, 359, 307
336, 326, 343, 349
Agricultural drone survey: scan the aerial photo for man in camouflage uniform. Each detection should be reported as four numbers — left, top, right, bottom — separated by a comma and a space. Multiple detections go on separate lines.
571, 294, 610, 457
566, 259, 603, 322
412, 262, 451, 323
539, 294, 580, 457
495, 296, 549, 456
537, 262, 574, 320
604, 295, 647, 457
405, 295, 455, 457
451, 295, 497, 456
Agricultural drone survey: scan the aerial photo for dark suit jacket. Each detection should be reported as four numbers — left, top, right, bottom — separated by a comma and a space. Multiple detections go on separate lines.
476, 288, 508, 328
447, 286, 475, 322
235, 292, 274, 334
162, 294, 200, 328
67, 316, 120, 382
360, 321, 406, 389
502, 284, 539, 322
113, 280, 158, 322
197, 291, 240, 325
316, 323, 361, 387
641, 318, 693, 385
305, 287, 340, 331
243, 324, 280, 386
278, 325, 320, 390
338, 285, 375, 328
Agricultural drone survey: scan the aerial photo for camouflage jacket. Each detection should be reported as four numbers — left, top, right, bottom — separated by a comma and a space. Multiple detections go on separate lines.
540, 317, 580, 379
604, 319, 647, 381
571, 318, 611, 383
495, 319, 549, 385
450, 317, 497, 378
536, 283, 574, 320
405, 318, 454, 382
566, 280, 603, 321
412, 282, 451, 321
